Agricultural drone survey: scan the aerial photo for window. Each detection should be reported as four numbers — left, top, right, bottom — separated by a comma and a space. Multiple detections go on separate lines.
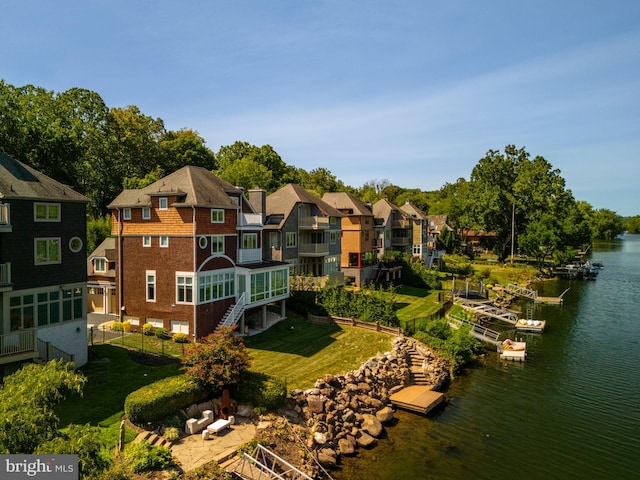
330, 216, 337, 225
34, 203, 60, 222
143, 236, 151, 247
142, 207, 151, 220
146, 270, 156, 302
123, 208, 131, 220
330, 231, 338, 245
35, 238, 61, 265
10, 294, 34, 330
170, 320, 189, 334
160, 236, 169, 248
199, 236, 208, 249
146, 318, 164, 328
364, 231, 369, 241
94, 258, 106, 272
243, 233, 257, 249
286, 232, 297, 248
211, 235, 224, 254
36, 290, 60, 326
61, 288, 83, 321
69, 237, 83, 253
159, 197, 168, 210
211, 209, 224, 223
271, 268, 288, 296
198, 270, 235, 303
176, 275, 193, 303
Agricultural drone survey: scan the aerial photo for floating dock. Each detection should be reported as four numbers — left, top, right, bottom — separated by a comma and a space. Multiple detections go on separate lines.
390, 386, 445, 414
499, 339, 526, 362
515, 318, 545, 333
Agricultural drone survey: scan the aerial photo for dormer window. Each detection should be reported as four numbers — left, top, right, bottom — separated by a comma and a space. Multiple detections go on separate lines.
94, 258, 106, 272
142, 207, 151, 220
159, 197, 168, 210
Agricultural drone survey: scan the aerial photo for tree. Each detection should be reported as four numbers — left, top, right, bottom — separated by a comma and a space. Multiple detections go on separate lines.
87, 214, 112, 253
0, 360, 86, 454
216, 156, 273, 192
590, 209, 625, 240
298, 167, 346, 197
158, 128, 216, 172
182, 327, 252, 392
625, 216, 640, 234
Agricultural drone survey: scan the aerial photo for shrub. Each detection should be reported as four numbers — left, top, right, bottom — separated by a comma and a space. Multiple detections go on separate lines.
172, 332, 189, 343
122, 321, 131, 332
232, 371, 287, 411
155, 327, 168, 339
163, 427, 180, 443
124, 375, 210, 425
142, 323, 154, 336
123, 440, 172, 473
110, 321, 123, 332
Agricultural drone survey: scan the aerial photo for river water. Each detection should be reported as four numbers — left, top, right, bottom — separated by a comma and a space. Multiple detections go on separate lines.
334, 234, 640, 480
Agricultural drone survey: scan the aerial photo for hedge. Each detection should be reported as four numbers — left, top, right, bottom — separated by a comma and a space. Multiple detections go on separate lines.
124, 375, 210, 425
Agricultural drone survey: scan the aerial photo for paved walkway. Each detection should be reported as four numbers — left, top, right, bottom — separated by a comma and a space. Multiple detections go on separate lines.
170, 419, 256, 472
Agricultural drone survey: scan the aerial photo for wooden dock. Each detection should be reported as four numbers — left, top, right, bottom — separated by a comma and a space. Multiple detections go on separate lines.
515, 319, 545, 333
390, 386, 445, 414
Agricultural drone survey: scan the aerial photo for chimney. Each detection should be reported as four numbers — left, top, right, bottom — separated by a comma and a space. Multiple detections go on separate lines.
248, 187, 266, 222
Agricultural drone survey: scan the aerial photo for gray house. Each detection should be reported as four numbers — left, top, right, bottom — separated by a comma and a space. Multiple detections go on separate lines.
260, 184, 344, 287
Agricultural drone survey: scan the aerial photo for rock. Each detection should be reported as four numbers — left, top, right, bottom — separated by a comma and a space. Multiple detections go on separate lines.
376, 406, 395, 423
356, 431, 376, 447
185, 404, 200, 419
338, 437, 356, 455
307, 395, 325, 414
361, 414, 383, 437
317, 450, 337, 467
236, 405, 253, 418
314, 431, 328, 445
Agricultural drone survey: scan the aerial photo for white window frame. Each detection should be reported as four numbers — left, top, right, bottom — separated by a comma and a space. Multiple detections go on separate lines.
34, 203, 60, 222
211, 209, 224, 223
330, 231, 338, 245
69, 236, 83, 253
211, 235, 224, 254
286, 232, 297, 248
160, 236, 169, 248
243, 233, 257, 249
142, 207, 151, 220
159, 197, 168, 210
34, 238, 61, 265
123, 208, 131, 220
93, 257, 106, 272
170, 320, 189, 334
146, 318, 164, 328
143, 235, 151, 247
176, 273, 194, 304
146, 270, 156, 302
199, 236, 208, 249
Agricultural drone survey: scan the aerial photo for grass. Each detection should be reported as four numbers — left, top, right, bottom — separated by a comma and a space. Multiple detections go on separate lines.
394, 286, 443, 321
244, 313, 394, 390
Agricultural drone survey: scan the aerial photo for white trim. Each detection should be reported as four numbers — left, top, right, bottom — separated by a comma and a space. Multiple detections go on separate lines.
69, 236, 83, 253
175, 272, 195, 304
170, 320, 189, 334
142, 207, 151, 220
159, 197, 168, 210
143, 235, 151, 247
34, 237, 62, 265
160, 236, 169, 248
34, 202, 60, 222
123, 208, 131, 220
211, 208, 224, 223
146, 270, 156, 302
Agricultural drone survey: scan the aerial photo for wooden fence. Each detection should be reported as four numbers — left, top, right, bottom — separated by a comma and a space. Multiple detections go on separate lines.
308, 313, 403, 336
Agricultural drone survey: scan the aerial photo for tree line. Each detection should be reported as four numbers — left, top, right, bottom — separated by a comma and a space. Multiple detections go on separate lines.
1, 80, 633, 263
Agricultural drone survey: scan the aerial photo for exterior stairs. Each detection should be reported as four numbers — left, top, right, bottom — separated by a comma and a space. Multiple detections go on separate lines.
132, 430, 172, 449
407, 348, 431, 386
215, 293, 247, 332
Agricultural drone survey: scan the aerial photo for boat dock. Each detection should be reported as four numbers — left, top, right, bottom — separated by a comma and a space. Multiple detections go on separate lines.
390, 386, 445, 414
535, 288, 570, 305
499, 339, 527, 362
457, 299, 518, 325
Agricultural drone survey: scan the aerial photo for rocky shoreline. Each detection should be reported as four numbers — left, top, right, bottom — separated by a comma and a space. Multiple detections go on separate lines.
272, 335, 451, 475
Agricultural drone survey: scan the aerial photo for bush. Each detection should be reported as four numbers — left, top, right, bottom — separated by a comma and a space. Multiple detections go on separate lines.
122, 321, 131, 332
163, 427, 180, 442
155, 327, 168, 339
172, 332, 189, 343
124, 375, 210, 425
232, 371, 287, 411
111, 321, 123, 332
123, 440, 172, 473
142, 323, 154, 336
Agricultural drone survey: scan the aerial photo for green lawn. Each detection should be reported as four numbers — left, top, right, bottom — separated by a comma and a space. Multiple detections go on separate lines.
394, 286, 443, 321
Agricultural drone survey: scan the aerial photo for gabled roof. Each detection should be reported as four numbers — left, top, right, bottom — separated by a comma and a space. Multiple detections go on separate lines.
87, 237, 116, 277
0, 152, 89, 203
371, 197, 407, 226
400, 201, 427, 219
322, 192, 373, 216
107, 166, 244, 209
265, 184, 343, 228
427, 214, 453, 232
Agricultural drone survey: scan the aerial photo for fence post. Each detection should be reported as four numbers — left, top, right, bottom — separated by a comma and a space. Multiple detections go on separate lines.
90, 326, 94, 346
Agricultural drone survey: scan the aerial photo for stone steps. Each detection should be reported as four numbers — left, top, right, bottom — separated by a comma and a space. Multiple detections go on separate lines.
407, 349, 431, 386
132, 431, 172, 450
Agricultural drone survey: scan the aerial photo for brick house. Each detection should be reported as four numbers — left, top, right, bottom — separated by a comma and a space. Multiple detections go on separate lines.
87, 237, 118, 315
0, 153, 89, 373
322, 191, 375, 287
108, 166, 289, 340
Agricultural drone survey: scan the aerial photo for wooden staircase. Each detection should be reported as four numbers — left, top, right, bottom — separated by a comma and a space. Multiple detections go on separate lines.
215, 293, 247, 332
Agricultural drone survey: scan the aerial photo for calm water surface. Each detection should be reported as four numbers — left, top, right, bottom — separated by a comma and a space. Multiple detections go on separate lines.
334, 235, 640, 480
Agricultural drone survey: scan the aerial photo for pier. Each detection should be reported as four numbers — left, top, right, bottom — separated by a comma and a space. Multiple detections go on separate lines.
457, 298, 518, 325
390, 386, 445, 414
535, 288, 570, 305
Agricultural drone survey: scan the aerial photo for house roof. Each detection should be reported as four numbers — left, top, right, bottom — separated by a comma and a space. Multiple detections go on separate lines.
322, 192, 373, 216
265, 184, 343, 228
87, 237, 116, 277
371, 197, 407, 225
400, 201, 427, 219
0, 152, 89, 203
107, 166, 244, 209
427, 214, 453, 232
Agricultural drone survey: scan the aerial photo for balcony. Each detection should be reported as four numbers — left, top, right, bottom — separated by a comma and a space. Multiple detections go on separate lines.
0, 262, 11, 291
299, 242, 329, 256
299, 215, 330, 229
238, 212, 263, 229
391, 218, 410, 229
0, 329, 39, 365
0, 204, 11, 232
237, 247, 262, 264
391, 237, 410, 247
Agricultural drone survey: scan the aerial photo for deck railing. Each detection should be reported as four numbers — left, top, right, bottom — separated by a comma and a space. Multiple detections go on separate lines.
0, 204, 9, 225
0, 329, 37, 357
0, 262, 10, 286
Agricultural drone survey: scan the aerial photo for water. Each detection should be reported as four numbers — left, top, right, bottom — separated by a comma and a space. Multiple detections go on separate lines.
334, 235, 640, 480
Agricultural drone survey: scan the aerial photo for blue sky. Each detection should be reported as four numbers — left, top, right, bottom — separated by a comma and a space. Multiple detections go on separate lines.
2, 1, 639, 216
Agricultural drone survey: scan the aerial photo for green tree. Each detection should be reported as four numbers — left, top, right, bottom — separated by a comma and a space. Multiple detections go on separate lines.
158, 128, 216, 172
86, 214, 112, 253
589, 209, 625, 240
182, 327, 252, 392
216, 156, 273, 192
625, 216, 640, 234
298, 167, 346, 197
0, 360, 86, 454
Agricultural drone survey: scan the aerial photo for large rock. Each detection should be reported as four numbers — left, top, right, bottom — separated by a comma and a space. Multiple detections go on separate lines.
318, 449, 337, 467
313, 431, 328, 445
361, 413, 383, 437
356, 431, 376, 447
338, 437, 356, 455
376, 406, 395, 423
307, 395, 325, 414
